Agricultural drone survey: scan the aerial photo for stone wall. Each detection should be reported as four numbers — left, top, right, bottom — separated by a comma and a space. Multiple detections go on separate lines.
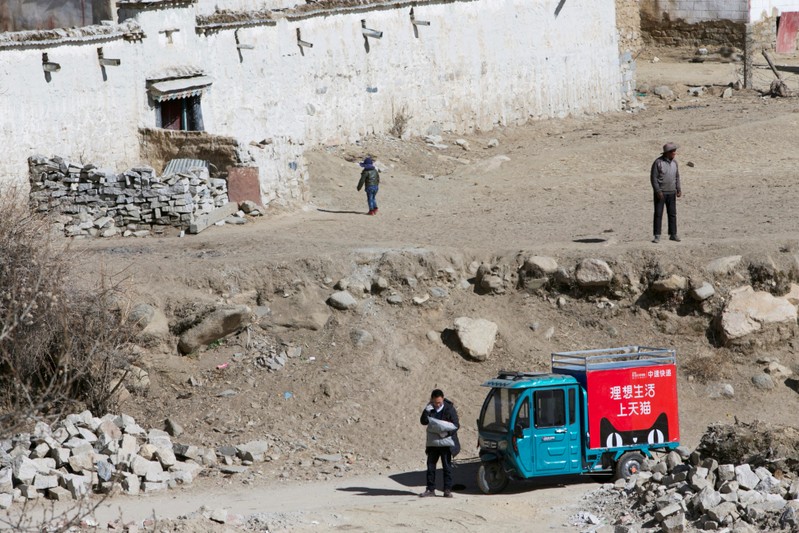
616, 0, 642, 55
28, 155, 228, 237
616, 0, 641, 108
641, 14, 745, 47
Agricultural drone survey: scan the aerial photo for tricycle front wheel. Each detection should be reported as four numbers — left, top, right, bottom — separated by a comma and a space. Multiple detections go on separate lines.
477, 461, 509, 494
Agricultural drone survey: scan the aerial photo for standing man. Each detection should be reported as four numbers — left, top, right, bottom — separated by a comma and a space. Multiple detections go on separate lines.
419, 389, 460, 498
356, 156, 380, 215
650, 142, 682, 243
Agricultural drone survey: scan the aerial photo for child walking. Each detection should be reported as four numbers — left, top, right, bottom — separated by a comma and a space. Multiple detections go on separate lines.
356, 157, 380, 215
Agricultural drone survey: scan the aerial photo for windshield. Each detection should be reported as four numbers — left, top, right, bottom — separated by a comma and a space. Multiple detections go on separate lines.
479, 388, 521, 434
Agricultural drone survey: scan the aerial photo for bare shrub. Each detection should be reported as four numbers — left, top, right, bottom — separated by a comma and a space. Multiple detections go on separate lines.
682, 351, 727, 383
0, 189, 133, 435
389, 104, 412, 138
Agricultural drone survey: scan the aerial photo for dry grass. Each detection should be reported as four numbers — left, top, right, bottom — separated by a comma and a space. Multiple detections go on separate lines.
0, 189, 134, 435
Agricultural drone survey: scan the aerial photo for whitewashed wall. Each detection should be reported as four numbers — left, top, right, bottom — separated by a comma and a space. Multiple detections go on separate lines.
750, 0, 799, 21
195, 0, 300, 16
0, 0, 623, 205
0, 36, 142, 186
643, 0, 799, 23
641, 0, 748, 23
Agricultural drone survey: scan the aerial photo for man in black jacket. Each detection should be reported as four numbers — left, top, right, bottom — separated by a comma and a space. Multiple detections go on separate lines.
419, 389, 460, 498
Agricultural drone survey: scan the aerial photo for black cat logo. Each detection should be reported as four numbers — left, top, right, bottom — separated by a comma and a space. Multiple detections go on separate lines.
600, 412, 669, 448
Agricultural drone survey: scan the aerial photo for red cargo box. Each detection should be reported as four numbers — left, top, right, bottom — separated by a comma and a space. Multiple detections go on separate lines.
552, 347, 680, 450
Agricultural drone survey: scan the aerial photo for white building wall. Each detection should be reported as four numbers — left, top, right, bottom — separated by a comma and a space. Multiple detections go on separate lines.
0, 37, 142, 186
642, 0, 748, 23
750, 0, 799, 21
194, 0, 300, 16
644, 0, 799, 23
0, 0, 623, 204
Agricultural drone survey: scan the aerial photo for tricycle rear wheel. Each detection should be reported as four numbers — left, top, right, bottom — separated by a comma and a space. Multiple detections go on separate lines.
477, 461, 509, 494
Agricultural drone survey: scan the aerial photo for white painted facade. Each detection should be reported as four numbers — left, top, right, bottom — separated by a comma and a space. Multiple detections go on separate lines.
750, 0, 799, 21
643, 0, 799, 23
194, 0, 299, 14
0, 0, 624, 205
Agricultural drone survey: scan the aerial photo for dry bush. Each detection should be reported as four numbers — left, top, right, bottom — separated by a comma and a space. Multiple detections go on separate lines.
682, 351, 727, 383
0, 189, 133, 436
389, 104, 412, 138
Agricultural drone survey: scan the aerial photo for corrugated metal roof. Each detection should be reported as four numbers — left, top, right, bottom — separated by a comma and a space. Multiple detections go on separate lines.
149, 75, 214, 102
147, 66, 207, 82
163, 159, 210, 177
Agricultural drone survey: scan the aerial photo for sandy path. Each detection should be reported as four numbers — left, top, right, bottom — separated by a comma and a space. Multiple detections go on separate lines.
15, 465, 601, 532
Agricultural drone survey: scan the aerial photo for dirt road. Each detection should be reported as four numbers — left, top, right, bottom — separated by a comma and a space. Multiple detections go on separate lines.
24, 464, 602, 532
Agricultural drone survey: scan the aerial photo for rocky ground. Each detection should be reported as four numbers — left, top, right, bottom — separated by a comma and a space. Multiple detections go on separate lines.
5, 47, 799, 532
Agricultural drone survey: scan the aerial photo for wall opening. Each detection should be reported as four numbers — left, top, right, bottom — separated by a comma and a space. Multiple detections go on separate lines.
157, 96, 205, 132
0, 0, 113, 32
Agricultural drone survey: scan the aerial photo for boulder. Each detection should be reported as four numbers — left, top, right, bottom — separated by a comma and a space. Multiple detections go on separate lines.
236, 441, 269, 462
453, 317, 498, 361
705, 256, 742, 275
720, 286, 797, 341
128, 303, 170, 343
262, 289, 330, 331
575, 259, 614, 287
691, 281, 715, 301
326, 291, 357, 310
751, 373, 775, 390
350, 329, 374, 346
521, 256, 558, 277
178, 305, 252, 354
653, 85, 673, 99
126, 365, 150, 393
651, 275, 688, 293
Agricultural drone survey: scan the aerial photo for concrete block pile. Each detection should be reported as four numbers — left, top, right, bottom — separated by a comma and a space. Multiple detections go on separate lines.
616, 449, 799, 532
28, 155, 229, 237
0, 410, 269, 508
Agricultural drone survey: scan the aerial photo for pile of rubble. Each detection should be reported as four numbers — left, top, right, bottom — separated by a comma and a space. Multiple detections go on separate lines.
0, 410, 273, 509
588, 426, 799, 532
28, 155, 229, 237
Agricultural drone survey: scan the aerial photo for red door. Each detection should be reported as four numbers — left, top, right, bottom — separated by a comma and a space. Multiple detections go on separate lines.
777, 12, 799, 53
161, 100, 183, 130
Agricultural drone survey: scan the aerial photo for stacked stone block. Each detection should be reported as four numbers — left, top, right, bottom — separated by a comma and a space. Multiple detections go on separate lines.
28, 155, 229, 237
614, 448, 799, 532
0, 410, 269, 508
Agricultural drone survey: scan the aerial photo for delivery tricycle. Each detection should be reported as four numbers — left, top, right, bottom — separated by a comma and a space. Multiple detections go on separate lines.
476, 346, 680, 494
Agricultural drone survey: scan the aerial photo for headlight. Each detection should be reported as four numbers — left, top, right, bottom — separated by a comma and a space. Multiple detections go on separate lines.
498, 440, 508, 451
479, 436, 498, 449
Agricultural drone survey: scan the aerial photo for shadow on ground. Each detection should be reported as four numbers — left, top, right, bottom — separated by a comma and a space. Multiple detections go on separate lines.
334, 459, 600, 497
316, 208, 368, 215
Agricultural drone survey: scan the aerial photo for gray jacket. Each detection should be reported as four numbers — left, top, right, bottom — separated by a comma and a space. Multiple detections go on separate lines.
650, 155, 681, 194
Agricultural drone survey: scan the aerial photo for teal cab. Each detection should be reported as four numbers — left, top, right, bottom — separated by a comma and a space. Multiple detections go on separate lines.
476, 346, 680, 494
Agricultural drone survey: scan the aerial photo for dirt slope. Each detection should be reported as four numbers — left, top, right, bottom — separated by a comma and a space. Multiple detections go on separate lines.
40, 52, 799, 529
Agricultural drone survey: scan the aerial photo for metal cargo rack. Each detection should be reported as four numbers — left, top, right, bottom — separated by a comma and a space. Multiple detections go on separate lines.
551, 346, 676, 373
494, 370, 547, 381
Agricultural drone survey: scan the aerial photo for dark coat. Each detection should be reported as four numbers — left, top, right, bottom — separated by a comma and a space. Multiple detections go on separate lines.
420, 399, 461, 456
357, 168, 380, 191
